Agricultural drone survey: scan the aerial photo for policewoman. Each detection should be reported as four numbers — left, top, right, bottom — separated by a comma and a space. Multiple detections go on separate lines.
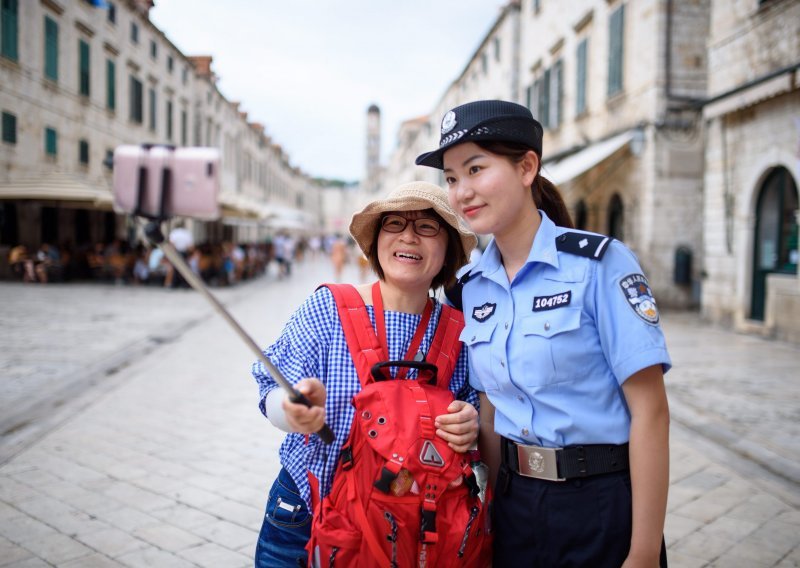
416, 100, 671, 568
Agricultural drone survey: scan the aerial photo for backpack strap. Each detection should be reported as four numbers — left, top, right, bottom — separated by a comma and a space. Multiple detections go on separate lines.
427, 303, 464, 391
320, 283, 386, 388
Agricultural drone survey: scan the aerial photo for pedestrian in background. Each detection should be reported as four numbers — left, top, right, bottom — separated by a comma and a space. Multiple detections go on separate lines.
251, 182, 481, 567
417, 100, 672, 567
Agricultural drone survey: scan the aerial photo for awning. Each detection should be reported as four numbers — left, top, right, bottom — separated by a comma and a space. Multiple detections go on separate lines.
264, 204, 312, 232
704, 71, 796, 120
218, 192, 264, 220
0, 173, 113, 209
542, 130, 636, 186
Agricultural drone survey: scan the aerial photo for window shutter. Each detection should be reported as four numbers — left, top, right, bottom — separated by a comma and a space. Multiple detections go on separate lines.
1, 0, 18, 61
576, 38, 587, 115
44, 17, 59, 81
608, 5, 625, 96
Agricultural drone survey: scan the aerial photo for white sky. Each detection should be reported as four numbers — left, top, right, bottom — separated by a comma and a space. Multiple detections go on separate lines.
149, 0, 507, 182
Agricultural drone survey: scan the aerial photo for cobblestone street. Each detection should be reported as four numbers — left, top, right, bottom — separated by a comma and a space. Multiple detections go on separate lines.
1, 259, 798, 567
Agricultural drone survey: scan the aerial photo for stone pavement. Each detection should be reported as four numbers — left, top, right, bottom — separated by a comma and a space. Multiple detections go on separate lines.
0, 260, 798, 567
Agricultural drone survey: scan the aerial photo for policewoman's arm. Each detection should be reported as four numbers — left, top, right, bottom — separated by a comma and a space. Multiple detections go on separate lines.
621, 365, 670, 568
591, 242, 672, 567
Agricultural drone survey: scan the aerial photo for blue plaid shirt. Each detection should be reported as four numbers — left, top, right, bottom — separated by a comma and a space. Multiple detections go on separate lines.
252, 286, 476, 508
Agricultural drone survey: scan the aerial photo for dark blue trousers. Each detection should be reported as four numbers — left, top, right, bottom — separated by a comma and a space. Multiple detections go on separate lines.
492, 465, 667, 567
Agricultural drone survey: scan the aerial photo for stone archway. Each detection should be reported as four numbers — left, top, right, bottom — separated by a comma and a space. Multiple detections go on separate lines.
750, 166, 799, 320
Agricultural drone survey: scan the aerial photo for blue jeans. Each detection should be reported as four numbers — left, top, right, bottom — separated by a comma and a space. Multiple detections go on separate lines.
255, 468, 311, 568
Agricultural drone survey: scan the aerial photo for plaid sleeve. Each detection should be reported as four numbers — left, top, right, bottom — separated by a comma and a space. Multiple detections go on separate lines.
251, 287, 336, 416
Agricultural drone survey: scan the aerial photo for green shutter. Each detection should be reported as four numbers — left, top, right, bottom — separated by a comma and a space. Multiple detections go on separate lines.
79, 40, 90, 96
2, 111, 16, 144
44, 16, 59, 81
576, 39, 587, 115
106, 59, 116, 110
45, 127, 57, 155
552, 60, 563, 128
608, 5, 625, 96
148, 88, 156, 131
540, 68, 551, 129
1, 0, 18, 61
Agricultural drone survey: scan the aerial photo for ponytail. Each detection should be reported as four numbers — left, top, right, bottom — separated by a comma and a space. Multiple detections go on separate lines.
477, 140, 574, 228
534, 175, 574, 228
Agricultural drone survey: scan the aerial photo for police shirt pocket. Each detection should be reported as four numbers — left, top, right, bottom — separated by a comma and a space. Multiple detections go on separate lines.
519, 307, 582, 386
460, 321, 499, 391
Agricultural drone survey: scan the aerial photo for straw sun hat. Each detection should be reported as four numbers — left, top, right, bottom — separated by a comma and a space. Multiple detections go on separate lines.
349, 181, 477, 260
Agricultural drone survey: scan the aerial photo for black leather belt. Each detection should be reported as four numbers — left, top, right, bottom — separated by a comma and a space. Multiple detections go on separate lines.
501, 437, 629, 481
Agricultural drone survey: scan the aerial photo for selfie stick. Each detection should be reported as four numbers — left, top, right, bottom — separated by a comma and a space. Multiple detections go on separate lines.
130, 148, 334, 445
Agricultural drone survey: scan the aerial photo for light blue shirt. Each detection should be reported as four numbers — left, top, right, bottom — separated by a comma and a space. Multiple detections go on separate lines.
460, 211, 671, 447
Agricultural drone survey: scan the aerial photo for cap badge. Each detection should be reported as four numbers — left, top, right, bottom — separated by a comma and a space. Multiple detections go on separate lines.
441, 111, 457, 135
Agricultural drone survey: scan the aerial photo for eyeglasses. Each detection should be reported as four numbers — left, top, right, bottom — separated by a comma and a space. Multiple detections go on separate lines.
380, 214, 442, 237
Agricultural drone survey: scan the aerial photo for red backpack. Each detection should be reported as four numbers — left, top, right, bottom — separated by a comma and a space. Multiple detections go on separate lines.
306, 283, 492, 568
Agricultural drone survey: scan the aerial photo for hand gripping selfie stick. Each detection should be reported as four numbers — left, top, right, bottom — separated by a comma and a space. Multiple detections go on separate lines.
127, 145, 335, 445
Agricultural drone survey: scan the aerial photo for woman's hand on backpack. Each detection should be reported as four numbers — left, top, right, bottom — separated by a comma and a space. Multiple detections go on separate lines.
434, 401, 479, 453
283, 378, 327, 434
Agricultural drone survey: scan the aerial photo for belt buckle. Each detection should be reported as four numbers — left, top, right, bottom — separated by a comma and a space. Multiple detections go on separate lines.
516, 444, 564, 481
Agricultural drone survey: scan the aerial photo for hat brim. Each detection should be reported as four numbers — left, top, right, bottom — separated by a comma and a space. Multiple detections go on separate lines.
349, 181, 477, 267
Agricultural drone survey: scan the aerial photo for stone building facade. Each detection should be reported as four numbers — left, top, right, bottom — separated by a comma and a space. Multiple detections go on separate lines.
383, 0, 713, 309
0, 0, 320, 273
701, 0, 800, 342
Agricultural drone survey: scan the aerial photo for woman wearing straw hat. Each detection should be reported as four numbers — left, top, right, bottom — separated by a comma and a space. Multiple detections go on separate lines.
416, 100, 671, 567
252, 181, 480, 568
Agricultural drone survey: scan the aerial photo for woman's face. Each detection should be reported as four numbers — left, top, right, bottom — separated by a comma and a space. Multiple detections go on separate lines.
443, 142, 537, 237
376, 210, 448, 290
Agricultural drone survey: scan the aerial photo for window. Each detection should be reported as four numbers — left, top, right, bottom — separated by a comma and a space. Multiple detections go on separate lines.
167, 55, 173, 73
180, 108, 187, 145
1, 0, 18, 61
45, 127, 57, 156
2, 111, 16, 144
79, 139, 89, 165
493, 37, 501, 62
150, 40, 157, 59
481, 52, 488, 74
182, 66, 188, 85
530, 59, 562, 129
148, 87, 156, 131
130, 21, 138, 44
549, 59, 563, 128
107, 2, 116, 24
533, 0, 541, 14
129, 76, 143, 123
104, 148, 113, 170
576, 38, 588, 115
166, 100, 173, 140
44, 16, 59, 81
608, 4, 625, 96
79, 40, 90, 96
106, 59, 116, 110
536, 69, 550, 128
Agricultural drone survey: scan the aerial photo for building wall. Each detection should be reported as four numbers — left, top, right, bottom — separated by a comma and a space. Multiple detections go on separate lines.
701, 0, 800, 341
0, 0, 320, 253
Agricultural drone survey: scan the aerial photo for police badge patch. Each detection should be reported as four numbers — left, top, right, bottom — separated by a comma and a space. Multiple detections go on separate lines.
472, 302, 496, 322
441, 110, 457, 134
619, 273, 660, 324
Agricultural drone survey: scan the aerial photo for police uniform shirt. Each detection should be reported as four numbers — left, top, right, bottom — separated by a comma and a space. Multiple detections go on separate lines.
460, 211, 671, 447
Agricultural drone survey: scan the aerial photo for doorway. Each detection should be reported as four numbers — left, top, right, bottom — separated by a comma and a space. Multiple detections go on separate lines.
750, 167, 798, 320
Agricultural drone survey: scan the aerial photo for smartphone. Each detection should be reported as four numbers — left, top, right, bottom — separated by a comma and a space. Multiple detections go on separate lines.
113, 145, 221, 220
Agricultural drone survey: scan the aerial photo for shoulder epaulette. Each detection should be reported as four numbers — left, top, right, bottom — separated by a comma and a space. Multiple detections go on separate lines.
555, 232, 613, 260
